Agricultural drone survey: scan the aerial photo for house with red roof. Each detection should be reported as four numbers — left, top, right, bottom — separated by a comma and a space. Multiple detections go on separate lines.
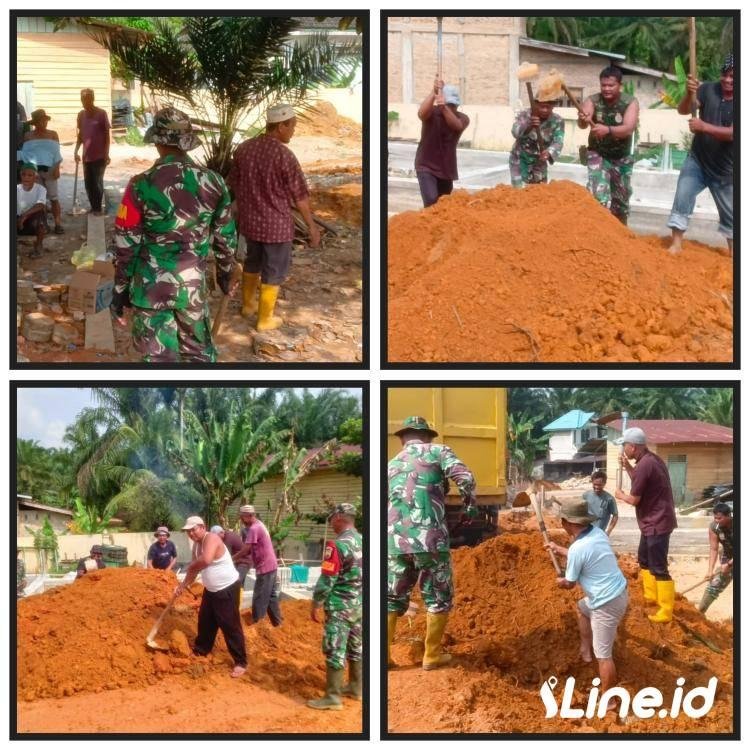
606, 419, 733, 505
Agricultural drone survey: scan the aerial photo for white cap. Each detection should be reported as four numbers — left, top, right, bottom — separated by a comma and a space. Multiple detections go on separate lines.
267, 103, 295, 124
181, 515, 205, 530
443, 85, 460, 106
239, 504, 256, 515
615, 427, 647, 445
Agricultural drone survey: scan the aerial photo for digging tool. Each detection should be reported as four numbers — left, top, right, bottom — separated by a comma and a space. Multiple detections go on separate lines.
689, 17, 697, 117
674, 618, 722, 654
517, 63, 544, 145
146, 590, 180, 650
616, 411, 629, 491
437, 17, 443, 81
68, 161, 87, 216
211, 262, 242, 337
678, 575, 712, 597
531, 493, 563, 576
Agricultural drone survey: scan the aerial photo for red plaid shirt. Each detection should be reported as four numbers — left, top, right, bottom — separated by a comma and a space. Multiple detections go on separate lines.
229, 135, 309, 243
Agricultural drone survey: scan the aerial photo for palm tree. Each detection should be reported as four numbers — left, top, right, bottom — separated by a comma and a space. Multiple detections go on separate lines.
624, 387, 703, 420
82, 16, 361, 175
697, 388, 733, 427
526, 17, 580, 46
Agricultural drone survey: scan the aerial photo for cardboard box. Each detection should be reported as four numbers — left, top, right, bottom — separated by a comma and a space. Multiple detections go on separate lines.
84, 310, 115, 352
68, 261, 115, 314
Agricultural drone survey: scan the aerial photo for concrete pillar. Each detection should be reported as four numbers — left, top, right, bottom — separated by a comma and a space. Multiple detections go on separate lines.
507, 31, 520, 107
458, 34, 466, 103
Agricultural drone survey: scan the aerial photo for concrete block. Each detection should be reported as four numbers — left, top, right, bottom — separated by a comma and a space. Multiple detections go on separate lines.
22, 312, 55, 343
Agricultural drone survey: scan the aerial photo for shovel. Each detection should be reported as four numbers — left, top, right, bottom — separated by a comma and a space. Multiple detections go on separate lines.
678, 574, 712, 597
68, 160, 87, 216
689, 17, 697, 117
531, 494, 563, 576
437, 16, 443, 81
146, 591, 179, 650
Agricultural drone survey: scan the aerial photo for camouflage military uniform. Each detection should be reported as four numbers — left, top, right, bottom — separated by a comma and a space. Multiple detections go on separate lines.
113, 109, 237, 363
312, 527, 363, 670
703, 519, 733, 607
509, 109, 564, 187
17, 555, 26, 598
586, 92, 636, 223
387, 440, 476, 615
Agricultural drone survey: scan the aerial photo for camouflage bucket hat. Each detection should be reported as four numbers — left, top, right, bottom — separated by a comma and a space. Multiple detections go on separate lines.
394, 416, 438, 439
144, 107, 201, 151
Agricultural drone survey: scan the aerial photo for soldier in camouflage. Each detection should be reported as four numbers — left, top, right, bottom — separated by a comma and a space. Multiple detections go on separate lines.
578, 66, 639, 224
387, 416, 477, 671
308, 503, 363, 711
510, 96, 564, 187
17, 548, 26, 599
112, 107, 238, 363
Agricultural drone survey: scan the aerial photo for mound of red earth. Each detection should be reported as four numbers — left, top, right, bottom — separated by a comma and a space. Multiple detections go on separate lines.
388, 181, 733, 363
296, 101, 362, 141
17, 567, 328, 702
389, 528, 733, 734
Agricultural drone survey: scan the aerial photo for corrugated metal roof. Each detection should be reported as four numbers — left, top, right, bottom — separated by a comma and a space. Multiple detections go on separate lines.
610, 419, 733, 445
543, 409, 596, 431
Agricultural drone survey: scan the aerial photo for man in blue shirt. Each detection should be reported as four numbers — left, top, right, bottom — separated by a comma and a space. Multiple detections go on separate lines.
147, 526, 178, 571
582, 470, 619, 536
546, 499, 629, 704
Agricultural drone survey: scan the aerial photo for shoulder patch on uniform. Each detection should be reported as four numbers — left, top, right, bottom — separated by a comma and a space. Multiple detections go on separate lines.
115, 180, 142, 229
321, 541, 341, 576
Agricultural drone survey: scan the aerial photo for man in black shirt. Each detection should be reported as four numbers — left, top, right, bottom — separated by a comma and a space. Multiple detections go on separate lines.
667, 53, 734, 255
76, 545, 106, 578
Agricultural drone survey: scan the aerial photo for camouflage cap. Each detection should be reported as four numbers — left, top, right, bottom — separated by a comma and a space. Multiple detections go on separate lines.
328, 502, 357, 520
394, 416, 438, 439
144, 107, 201, 151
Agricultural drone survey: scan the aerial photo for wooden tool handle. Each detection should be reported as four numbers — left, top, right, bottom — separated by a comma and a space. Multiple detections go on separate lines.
689, 17, 697, 116
561, 83, 586, 117
532, 497, 563, 576
211, 293, 229, 337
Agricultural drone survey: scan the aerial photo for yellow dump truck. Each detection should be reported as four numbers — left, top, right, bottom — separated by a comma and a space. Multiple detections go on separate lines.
386, 386, 508, 545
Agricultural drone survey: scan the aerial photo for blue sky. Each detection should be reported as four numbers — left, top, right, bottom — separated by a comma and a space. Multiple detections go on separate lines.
17, 387, 362, 449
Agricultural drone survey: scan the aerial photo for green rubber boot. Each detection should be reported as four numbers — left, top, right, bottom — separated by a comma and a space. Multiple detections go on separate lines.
341, 659, 362, 700
307, 666, 344, 710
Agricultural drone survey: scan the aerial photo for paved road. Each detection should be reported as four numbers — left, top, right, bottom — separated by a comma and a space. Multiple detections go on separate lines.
387, 140, 725, 246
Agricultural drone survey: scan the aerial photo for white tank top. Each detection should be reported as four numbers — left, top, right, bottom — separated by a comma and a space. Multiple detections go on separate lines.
198, 537, 239, 592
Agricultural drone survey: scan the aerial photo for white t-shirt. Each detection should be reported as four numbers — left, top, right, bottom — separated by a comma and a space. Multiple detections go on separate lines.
17, 182, 46, 216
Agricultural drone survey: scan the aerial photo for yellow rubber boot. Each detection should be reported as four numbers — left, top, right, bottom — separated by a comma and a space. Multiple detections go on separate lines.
256, 284, 283, 331
387, 612, 398, 669
241, 272, 260, 317
648, 579, 675, 623
642, 569, 657, 603
423, 612, 452, 670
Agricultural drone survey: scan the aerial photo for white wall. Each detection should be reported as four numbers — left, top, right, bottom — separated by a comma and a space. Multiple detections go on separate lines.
548, 431, 578, 461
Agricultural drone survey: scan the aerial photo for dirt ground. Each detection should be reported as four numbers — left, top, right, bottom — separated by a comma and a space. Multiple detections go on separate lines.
16, 568, 362, 734
16, 103, 362, 364
388, 516, 734, 735
388, 181, 733, 363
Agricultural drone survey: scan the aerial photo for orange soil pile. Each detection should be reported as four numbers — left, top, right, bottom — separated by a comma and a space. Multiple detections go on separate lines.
18, 567, 328, 702
296, 101, 362, 142
388, 181, 733, 363
389, 529, 733, 734
313, 183, 363, 227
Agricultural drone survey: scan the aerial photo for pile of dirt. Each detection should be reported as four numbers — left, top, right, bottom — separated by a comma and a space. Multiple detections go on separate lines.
389, 529, 733, 734
296, 102, 361, 141
313, 183, 363, 227
17, 568, 327, 702
387, 181, 733, 363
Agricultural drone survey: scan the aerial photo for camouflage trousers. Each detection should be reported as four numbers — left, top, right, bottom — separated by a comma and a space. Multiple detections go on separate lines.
586, 151, 634, 223
132, 304, 216, 363
323, 608, 363, 670
704, 567, 733, 602
510, 150, 548, 188
387, 551, 453, 615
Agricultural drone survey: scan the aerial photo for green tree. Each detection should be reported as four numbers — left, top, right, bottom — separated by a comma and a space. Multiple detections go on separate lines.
507, 411, 549, 483
696, 388, 733, 427
526, 16, 580, 46
80, 16, 361, 175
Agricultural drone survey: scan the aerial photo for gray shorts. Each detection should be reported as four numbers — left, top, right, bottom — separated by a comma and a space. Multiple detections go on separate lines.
243, 239, 293, 285
38, 170, 59, 201
578, 589, 628, 659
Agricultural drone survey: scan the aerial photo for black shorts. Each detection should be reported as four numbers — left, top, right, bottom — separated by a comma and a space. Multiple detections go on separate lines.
243, 239, 293, 285
17, 212, 45, 235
